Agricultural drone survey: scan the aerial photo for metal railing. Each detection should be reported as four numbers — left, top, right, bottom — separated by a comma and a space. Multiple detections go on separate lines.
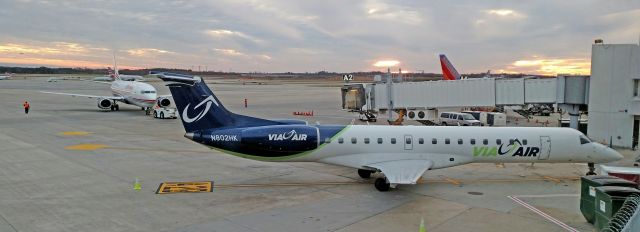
602, 194, 640, 232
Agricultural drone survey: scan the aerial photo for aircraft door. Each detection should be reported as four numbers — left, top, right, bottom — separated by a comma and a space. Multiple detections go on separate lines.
404, 135, 413, 150
538, 136, 551, 160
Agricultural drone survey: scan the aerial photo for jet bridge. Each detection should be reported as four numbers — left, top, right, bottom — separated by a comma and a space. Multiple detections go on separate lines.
341, 75, 589, 127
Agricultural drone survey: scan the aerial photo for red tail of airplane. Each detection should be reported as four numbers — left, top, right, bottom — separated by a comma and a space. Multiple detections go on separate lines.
439, 54, 461, 80
107, 67, 116, 79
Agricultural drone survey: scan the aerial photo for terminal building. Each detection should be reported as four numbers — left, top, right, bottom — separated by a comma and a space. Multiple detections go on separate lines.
588, 43, 640, 148
342, 41, 640, 149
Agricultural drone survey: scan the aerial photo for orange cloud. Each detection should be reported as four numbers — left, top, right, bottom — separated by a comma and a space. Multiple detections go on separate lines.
127, 48, 174, 57
0, 57, 140, 69
214, 48, 244, 56
502, 58, 590, 75
373, 60, 400, 67
0, 42, 107, 55
486, 9, 524, 18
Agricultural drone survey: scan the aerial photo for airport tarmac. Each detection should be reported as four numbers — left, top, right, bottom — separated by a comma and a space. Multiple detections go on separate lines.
0, 77, 636, 232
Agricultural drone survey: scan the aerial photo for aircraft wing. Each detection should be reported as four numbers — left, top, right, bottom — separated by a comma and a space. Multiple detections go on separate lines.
365, 159, 433, 185
40, 91, 125, 100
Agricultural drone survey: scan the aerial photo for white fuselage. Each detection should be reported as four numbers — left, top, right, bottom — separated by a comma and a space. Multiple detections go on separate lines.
290, 126, 621, 170
110, 80, 157, 108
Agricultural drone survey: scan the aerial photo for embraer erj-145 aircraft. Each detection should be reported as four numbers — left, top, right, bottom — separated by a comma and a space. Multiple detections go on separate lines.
41, 72, 171, 113
154, 72, 623, 191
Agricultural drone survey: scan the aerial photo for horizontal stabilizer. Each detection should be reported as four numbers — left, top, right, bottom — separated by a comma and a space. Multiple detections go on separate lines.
150, 72, 202, 85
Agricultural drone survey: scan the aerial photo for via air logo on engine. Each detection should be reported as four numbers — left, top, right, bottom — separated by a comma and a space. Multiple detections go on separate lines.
473, 140, 540, 157
268, 130, 308, 141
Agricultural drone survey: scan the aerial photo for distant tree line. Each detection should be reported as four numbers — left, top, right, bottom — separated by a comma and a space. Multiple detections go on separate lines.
0, 66, 196, 76
0, 66, 107, 75
0, 65, 543, 79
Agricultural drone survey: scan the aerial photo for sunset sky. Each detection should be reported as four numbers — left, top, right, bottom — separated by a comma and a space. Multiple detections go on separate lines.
1, 0, 639, 74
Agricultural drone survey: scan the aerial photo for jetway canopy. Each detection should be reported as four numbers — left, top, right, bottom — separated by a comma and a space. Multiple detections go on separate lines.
342, 76, 588, 111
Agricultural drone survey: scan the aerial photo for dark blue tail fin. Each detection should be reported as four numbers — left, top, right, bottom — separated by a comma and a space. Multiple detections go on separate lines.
154, 72, 282, 132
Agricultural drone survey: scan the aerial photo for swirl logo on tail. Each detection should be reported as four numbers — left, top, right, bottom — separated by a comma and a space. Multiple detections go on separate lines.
182, 95, 219, 123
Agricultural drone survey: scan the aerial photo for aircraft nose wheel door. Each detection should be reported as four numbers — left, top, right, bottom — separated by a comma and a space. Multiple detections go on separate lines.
404, 135, 413, 150
538, 136, 551, 160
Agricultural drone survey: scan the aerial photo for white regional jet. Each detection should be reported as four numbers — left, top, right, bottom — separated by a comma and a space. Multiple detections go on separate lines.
41, 72, 171, 113
0, 72, 13, 80
155, 72, 623, 191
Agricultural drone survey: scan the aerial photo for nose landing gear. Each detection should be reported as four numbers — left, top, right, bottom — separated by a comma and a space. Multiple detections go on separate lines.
374, 177, 390, 192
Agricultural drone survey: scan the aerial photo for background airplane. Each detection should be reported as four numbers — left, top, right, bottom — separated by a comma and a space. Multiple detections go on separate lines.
439, 54, 461, 80
41, 71, 170, 113
154, 72, 622, 192
0, 72, 13, 80
440, 55, 501, 79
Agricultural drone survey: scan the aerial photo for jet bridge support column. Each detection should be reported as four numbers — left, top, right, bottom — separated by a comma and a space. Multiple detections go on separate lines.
386, 69, 394, 121
560, 104, 581, 130
556, 75, 589, 131
556, 75, 592, 174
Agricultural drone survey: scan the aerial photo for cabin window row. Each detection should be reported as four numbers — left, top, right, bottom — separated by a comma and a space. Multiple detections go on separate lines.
330, 137, 528, 145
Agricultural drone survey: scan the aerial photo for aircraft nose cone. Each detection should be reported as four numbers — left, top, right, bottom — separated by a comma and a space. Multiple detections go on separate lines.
597, 144, 623, 162
606, 147, 624, 161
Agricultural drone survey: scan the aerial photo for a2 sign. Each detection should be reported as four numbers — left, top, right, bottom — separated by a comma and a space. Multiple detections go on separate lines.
342, 74, 354, 82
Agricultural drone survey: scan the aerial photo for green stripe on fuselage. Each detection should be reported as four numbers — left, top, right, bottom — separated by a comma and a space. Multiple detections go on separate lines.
207, 125, 351, 161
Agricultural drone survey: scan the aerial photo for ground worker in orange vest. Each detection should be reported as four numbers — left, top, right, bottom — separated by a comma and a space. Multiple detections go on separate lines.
23, 101, 30, 114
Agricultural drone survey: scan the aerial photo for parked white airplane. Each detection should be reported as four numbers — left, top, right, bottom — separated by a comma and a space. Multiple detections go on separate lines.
156, 72, 624, 191
41, 74, 171, 113
0, 72, 13, 80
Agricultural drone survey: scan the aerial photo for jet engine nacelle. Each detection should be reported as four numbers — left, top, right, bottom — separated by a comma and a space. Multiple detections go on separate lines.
241, 125, 319, 153
157, 97, 171, 107
97, 98, 112, 109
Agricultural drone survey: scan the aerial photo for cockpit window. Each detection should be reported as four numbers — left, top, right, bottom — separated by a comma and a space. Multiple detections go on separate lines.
579, 135, 591, 144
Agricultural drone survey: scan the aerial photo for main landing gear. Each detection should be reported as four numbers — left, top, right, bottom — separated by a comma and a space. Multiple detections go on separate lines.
357, 169, 391, 192
374, 177, 390, 192
143, 107, 151, 115
586, 162, 596, 175
357, 169, 374, 179
110, 103, 120, 111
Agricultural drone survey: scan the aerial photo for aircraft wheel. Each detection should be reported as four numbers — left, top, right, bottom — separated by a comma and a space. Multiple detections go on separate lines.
115, 105, 120, 111
357, 169, 373, 179
374, 177, 390, 192
586, 162, 596, 175
160, 112, 165, 119
154, 111, 158, 118
110, 105, 115, 111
